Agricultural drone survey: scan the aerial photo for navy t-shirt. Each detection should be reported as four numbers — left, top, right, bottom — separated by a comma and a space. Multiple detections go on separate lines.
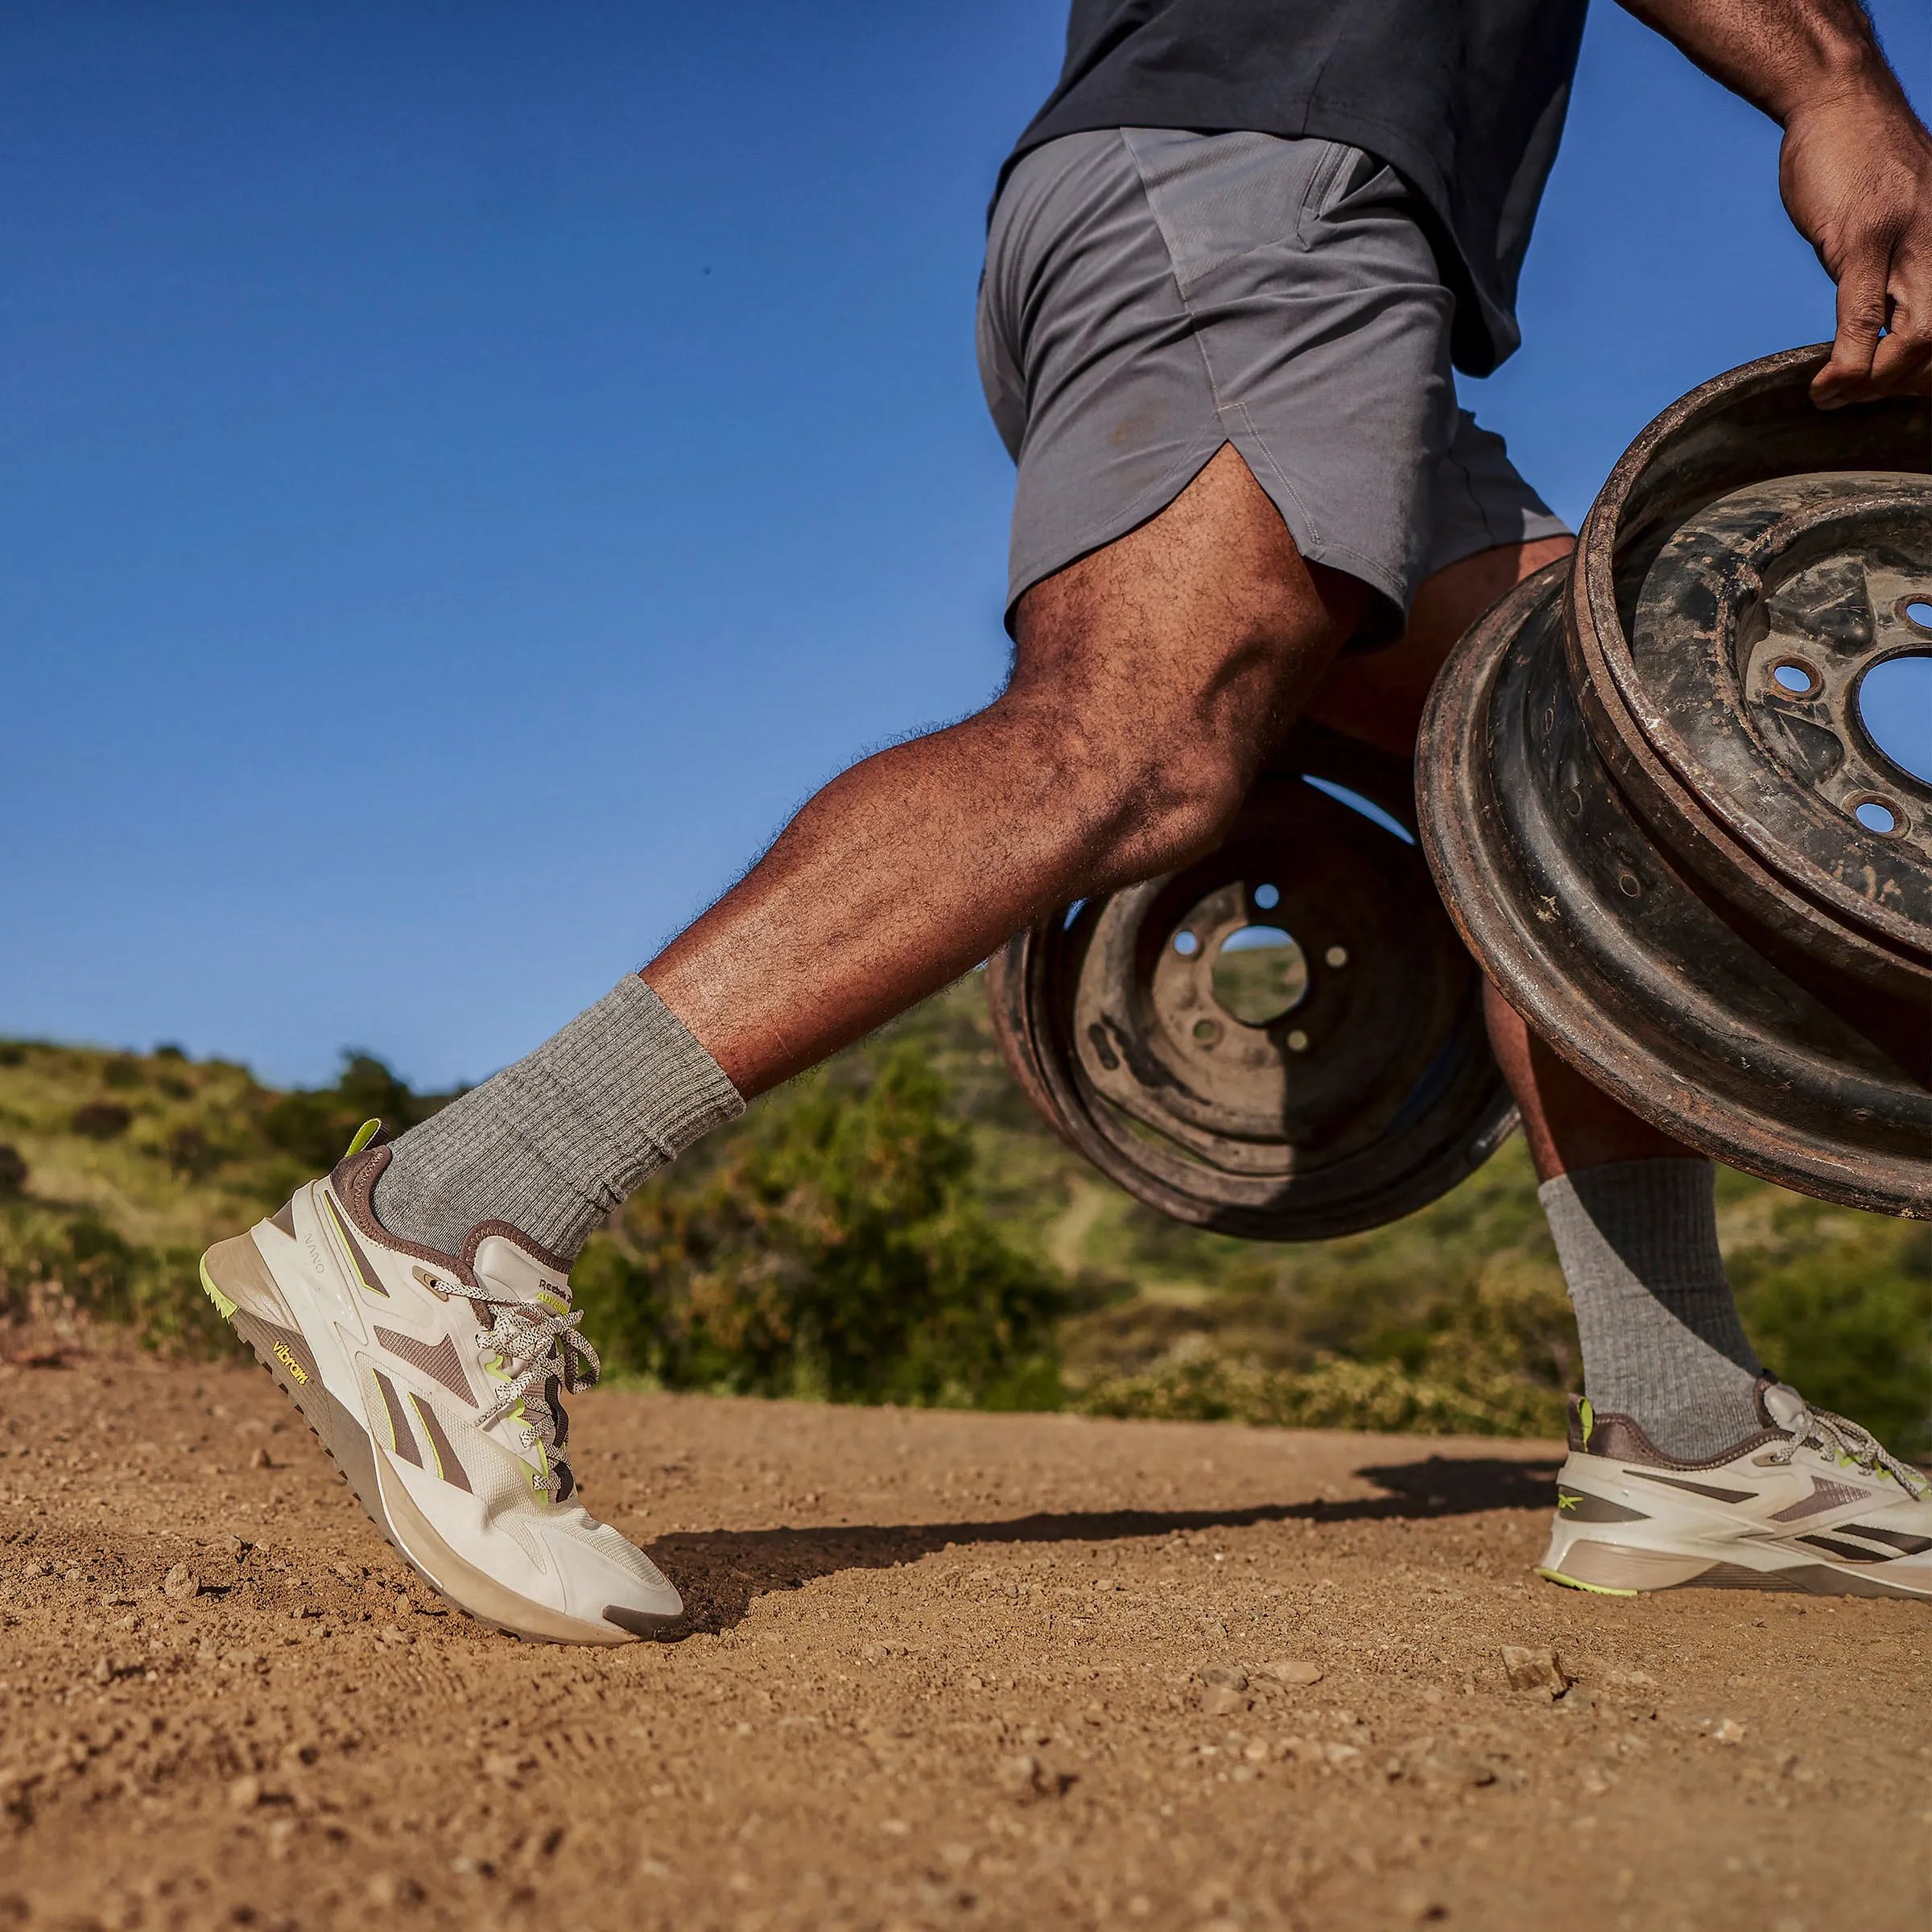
1003, 0, 1590, 374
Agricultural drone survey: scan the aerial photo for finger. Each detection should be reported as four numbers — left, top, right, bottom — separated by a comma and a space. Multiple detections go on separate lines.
1810, 254, 1892, 407
1864, 246, 1932, 396
1866, 310, 1932, 396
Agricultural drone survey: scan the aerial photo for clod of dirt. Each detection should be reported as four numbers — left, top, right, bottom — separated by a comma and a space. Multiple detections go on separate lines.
161, 1563, 200, 1602
1263, 1659, 1324, 1685
1710, 1718, 1747, 1745
228, 1776, 262, 1812
1500, 1645, 1570, 1699
1199, 1662, 1251, 1714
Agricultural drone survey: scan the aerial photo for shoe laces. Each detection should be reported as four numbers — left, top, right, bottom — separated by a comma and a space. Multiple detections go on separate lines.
1765, 1387, 1928, 1501
473, 1298, 601, 1498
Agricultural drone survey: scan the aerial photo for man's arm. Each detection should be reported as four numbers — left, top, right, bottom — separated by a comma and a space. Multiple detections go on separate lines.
1619, 1, 1930, 404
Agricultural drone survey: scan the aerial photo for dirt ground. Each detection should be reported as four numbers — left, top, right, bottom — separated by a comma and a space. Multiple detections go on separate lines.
1, 1336, 1925, 1932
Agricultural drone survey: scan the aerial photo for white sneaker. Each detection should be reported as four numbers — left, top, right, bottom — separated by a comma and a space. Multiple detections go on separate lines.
1538, 1380, 1931, 1600
198, 1123, 683, 1642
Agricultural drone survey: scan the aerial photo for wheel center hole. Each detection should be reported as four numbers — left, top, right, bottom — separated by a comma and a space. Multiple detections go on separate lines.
1211, 924, 1309, 1026
1855, 650, 1932, 786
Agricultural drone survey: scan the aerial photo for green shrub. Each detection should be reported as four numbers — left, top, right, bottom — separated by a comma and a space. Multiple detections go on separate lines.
574, 1043, 1068, 1409
1728, 1193, 1931, 1459
262, 1052, 456, 1170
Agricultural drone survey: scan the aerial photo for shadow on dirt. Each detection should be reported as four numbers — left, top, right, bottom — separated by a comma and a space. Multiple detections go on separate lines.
650, 1451, 1558, 1636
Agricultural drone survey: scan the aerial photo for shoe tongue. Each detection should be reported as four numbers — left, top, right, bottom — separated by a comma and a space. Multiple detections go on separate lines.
1759, 1379, 1807, 1432
470, 1232, 572, 1314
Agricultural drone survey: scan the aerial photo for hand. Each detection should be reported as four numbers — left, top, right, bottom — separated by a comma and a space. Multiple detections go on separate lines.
1778, 85, 1932, 406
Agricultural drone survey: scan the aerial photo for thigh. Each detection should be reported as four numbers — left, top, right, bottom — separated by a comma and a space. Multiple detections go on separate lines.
1009, 442, 1369, 782
1303, 411, 1574, 756
1302, 534, 1574, 758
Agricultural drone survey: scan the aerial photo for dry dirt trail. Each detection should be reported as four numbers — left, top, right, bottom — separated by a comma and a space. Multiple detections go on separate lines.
1, 1339, 1924, 1932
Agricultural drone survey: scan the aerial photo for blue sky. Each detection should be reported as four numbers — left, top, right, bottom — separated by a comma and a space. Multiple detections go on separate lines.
2, 1, 1926, 1091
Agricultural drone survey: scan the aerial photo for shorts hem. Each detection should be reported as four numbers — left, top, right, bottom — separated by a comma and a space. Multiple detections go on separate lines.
1004, 430, 1412, 640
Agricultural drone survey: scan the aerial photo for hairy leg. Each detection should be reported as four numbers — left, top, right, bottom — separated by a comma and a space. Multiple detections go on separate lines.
1306, 532, 1694, 1179
645, 444, 1366, 1096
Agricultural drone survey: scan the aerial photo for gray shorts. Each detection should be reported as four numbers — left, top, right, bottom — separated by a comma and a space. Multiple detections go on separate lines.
977, 129, 1568, 642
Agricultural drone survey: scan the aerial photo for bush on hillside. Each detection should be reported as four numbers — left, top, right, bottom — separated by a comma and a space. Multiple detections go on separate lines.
573, 1043, 1069, 1409
262, 1052, 457, 1170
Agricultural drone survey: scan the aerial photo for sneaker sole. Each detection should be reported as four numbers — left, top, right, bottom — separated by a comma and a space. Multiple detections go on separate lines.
200, 1232, 666, 1645
1540, 1534, 1932, 1601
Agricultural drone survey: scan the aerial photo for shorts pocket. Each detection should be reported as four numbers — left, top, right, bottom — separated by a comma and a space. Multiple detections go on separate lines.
1299, 147, 1414, 244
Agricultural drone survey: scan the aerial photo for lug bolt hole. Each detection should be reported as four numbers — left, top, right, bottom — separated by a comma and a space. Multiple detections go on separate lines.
1851, 796, 1903, 836
1770, 658, 1819, 697
1286, 1030, 1311, 1054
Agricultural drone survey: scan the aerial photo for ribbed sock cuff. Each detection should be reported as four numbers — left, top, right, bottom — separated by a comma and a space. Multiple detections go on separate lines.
1545, 1158, 1725, 1287
374, 976, 743, 1263
1541, 1156, 1763, 1460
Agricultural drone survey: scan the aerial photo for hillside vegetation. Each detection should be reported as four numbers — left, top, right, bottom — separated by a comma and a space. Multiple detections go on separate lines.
2, 977, 1925, 1453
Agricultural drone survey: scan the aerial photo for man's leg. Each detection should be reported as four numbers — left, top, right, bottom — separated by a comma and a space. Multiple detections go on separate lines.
1309, 534, 1766, 1460
375, 444, 1368, 1259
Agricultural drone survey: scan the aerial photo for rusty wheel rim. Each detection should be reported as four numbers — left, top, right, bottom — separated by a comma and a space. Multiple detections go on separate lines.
988, 727, 1516, 1241
1419, 349, 1932, 1216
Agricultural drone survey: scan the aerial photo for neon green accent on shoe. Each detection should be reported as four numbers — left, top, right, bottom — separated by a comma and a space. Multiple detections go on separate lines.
197, 1258, 238, 1322
345, 1118, 382, 1158
1578, 1397, 1595, 1450
1537, 1564, 1638, 1598
410, 1393, 448, 1484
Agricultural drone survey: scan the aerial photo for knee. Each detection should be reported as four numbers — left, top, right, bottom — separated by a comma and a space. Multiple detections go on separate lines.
1035, 706, 1254, 877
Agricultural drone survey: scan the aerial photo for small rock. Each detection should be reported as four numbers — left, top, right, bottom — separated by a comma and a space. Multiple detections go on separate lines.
482, 1752, 530, 1785
1711, 1718, 1746, 1745
250, 1447, 271, 1470
228, 1775, 263, 1811
19, 1563, 47, 1581
996, 1752, 1071, 1802
1263, 1660, 1323, 1686
161, 1563, 200, 1603
378, 1624, 412, 1646
1199, 1664, 1248, 1690
1418, 1748, 1496, 1790
1606, 1666, 1657, 1688
1501, 1645, 1570, 1699
1199, 1684, 1249, 1717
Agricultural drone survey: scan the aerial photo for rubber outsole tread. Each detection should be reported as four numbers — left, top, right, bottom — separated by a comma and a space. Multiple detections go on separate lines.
197, 1256, 638, 1645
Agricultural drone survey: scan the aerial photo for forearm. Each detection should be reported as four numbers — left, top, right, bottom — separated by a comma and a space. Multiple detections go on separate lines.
1617, 1, 1903, 124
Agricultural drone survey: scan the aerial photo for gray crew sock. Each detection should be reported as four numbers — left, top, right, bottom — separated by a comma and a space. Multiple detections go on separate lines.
1539, 1158, 1763, 1462
373, 976, 743, 1264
